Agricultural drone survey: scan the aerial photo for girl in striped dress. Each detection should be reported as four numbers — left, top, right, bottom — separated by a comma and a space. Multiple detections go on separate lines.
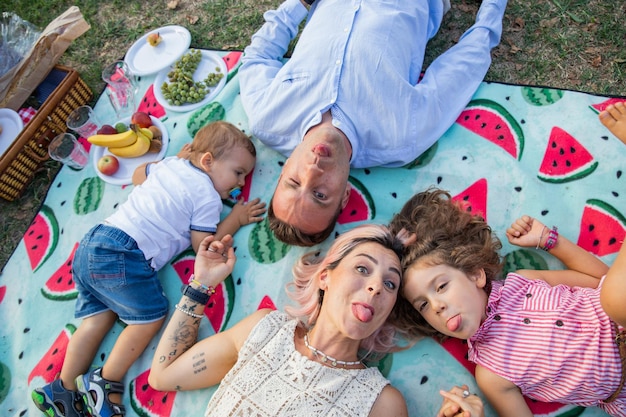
389, 188, 626, 417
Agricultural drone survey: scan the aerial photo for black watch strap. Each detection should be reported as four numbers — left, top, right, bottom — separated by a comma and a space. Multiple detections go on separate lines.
182, 284, 210, 305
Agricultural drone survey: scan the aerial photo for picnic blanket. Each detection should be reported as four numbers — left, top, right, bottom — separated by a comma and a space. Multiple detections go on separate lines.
2, 49, 624, 417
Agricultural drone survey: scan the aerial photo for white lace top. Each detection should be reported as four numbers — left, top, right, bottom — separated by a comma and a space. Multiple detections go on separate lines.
204, 310, 390, 417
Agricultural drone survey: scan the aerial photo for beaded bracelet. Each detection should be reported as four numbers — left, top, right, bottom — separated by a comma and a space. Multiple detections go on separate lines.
541, 226, 559, 251
187, 274, 216, 295
175, 303, 203, 318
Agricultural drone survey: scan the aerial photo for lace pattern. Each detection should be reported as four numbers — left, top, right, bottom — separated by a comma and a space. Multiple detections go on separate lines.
205, 310, 389, 417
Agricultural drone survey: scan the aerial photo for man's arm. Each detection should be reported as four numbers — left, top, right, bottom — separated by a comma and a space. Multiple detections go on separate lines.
239, 0, 308, 116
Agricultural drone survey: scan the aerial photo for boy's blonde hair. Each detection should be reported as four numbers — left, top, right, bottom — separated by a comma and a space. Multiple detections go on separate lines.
189, 121, 256, 161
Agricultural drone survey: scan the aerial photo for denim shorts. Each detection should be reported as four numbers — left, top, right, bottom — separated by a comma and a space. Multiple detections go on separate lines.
72, 223, 168, 324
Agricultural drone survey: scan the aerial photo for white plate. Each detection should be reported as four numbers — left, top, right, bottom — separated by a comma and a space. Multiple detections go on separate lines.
124, 25, 191, 76
153, 49, 228, 113
91, 116, 169, 185
0, 108, 25, 157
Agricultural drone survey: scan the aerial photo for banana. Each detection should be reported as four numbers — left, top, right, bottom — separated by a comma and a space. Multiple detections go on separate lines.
108, 130, 151, 158
88, 129, 137, 147
139, 127, 153, 140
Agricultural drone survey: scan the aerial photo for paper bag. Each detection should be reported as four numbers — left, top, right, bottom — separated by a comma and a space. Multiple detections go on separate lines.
0, 6, 90, 110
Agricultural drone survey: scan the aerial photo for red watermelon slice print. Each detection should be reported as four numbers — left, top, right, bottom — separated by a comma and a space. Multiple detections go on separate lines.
257, 295, 277, 311
537, 127, 598, 183
138, 84, 167, 119
28, 324, 76, 384
456, 99, 525, 160
589, 97, 626, 114
451, 179, 488, 221
171, 250, 235, 332
24, 205, 59, 272
337, 176, 375, 224
41, 242, 79, 301
130, 368, 176, 417
577, 199, 626, 256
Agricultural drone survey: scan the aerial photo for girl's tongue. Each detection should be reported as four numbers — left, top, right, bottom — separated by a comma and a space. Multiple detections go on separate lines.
446, 315, 461, 332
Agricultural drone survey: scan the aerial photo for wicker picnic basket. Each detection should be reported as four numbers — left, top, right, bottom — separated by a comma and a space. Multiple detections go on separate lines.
0, 65, 92, 201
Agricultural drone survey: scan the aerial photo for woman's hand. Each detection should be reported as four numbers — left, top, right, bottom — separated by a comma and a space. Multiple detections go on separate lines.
436, 385, 484, 417
396, 227, 416, 247
506, 215, 547, 248
194, 235, 236, 288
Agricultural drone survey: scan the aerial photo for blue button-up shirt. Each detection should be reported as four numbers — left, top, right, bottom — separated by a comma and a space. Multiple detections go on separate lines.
240, 0, 507, 168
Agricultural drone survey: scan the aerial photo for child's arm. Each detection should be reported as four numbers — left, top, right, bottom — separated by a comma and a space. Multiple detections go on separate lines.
601, 242, 626, 327
475, 365, 532, 417
506, 215, 609, 287
214, 198, 266, 240
132, 162, 151, 185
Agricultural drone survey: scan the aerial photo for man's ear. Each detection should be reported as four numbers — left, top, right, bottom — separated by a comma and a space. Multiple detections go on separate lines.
471, 269, 487, 289
340, 185, 351, 209
200, 152, 214, 171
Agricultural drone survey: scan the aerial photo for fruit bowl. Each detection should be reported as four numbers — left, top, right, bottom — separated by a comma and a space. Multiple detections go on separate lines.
91, 116, 169, 185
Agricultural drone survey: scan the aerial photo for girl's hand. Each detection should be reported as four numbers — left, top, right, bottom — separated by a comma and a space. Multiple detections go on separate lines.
437, 385, 484, 417
506, 215, 547, 248
396, 227, 417, 247
231, 197, 266, 226
194, 235, 236, 287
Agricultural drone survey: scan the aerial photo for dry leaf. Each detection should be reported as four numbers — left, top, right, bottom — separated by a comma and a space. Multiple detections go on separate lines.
186, 15, 199, 24
167, 0, 179, 10
511, 17, 525, 31
591, 56, 602, 67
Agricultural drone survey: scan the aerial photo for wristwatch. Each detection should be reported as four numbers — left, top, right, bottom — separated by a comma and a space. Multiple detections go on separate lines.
182, 284, 210, 305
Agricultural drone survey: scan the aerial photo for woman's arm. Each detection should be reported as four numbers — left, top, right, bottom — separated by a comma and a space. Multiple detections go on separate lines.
149, 234, 258, 390
506, 215, 609, 286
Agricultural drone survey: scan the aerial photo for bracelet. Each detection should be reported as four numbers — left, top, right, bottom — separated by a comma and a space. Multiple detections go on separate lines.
182, 284, 211, 305
536, 225, 547, 249
187, 274, 216, 295
175, 303, 203, 318
541, 226, 559, 251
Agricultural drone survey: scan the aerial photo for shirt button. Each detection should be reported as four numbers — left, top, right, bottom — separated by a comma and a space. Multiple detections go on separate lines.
494, 314, 501, 321
525, 293, 532, 298
555, 320, 564, 327
523, 318, 531, 324
344, 27, 349, 32
335, 60, 341, 65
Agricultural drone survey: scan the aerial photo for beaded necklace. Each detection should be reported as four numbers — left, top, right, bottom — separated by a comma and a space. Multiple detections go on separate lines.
303, 333, 362, 368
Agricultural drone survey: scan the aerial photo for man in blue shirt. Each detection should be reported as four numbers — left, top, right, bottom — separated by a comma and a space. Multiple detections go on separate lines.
239, 0, 508, 246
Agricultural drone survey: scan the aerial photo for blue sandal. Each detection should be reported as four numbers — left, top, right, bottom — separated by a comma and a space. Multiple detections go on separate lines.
75, 368, 126, 417
32, 379, 86, 417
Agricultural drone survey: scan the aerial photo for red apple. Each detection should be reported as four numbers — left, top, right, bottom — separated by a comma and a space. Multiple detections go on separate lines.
97, 124, 118, 135
131, 111, 152, 128
97, 155, 120, 176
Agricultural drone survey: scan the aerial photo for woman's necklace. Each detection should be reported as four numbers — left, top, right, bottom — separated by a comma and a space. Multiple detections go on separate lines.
304, 332, 362, 368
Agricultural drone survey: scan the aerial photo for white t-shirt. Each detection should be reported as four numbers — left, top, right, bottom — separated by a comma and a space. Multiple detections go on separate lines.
106, 157, 221, 270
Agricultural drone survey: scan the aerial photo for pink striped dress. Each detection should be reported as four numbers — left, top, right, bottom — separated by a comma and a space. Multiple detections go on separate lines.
468, 273, 626, 416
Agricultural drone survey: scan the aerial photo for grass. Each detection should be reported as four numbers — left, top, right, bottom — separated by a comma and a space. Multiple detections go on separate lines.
1, 0, 625, 271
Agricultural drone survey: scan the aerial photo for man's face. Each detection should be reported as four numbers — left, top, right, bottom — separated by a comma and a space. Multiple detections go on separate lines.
272, 125, 352, 235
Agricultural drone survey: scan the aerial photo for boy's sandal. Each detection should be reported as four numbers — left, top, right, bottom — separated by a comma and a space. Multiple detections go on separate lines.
32, 379, 86, 417
75, 367, 126, 417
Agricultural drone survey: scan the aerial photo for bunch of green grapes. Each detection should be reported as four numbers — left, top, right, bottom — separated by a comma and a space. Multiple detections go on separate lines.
160, 49, 223, 106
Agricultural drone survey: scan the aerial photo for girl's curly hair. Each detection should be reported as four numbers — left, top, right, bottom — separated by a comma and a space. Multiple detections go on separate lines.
388, 187, 503, 340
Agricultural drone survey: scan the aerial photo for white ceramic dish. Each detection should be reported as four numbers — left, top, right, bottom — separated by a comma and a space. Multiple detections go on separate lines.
153, 49, 228, 113
0, 108, 25, 157
124, 25, 191, 76
91, 116, 169, 185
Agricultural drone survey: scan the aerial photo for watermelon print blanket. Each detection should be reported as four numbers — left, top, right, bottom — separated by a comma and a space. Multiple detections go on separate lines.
2, 49, 625, 417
